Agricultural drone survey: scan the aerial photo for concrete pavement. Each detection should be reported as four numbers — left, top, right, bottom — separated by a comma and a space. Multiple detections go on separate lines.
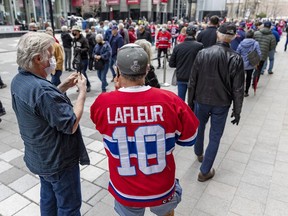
0, 34, 288, 216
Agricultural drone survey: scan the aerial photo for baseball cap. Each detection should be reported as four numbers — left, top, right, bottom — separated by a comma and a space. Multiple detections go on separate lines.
218, 22, 236, 35
117, 44, 148, 76
239, 21, 246, 28
112, 25, 118, 30
186, 25, 197, 36
71, 25, 82, 32
264, 21, 272, 28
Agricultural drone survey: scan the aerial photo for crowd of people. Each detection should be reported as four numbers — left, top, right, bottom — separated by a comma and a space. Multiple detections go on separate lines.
2, 14, 286, 216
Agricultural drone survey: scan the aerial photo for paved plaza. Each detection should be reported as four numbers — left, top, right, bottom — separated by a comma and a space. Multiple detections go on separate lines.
0, 35, 288, 216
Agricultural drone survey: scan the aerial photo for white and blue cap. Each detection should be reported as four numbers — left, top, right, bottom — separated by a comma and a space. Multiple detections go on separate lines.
117, 44, 148, 76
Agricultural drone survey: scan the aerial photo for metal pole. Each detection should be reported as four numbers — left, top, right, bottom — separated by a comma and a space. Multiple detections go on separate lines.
161, 55, 170, 87
48, 0, 55, 35
177, 0, 180, 20
43, 0, 47, 22
32, 0, 37, 22
9, 0, 15, 26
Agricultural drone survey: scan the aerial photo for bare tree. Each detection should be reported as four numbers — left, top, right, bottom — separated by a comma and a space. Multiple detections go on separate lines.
82, 0, 100, 18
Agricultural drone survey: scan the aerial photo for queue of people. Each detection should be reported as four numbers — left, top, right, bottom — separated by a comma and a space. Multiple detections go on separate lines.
4, 15, 286, 216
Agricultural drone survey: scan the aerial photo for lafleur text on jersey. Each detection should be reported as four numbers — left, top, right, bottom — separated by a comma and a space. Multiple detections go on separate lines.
107, 105, 164, 124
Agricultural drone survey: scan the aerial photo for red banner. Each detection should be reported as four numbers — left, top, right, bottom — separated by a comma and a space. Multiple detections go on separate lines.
126, 0, 140, 4
72, 0, 82, 7
106, 0, 120, 5
161, 0, 167, 3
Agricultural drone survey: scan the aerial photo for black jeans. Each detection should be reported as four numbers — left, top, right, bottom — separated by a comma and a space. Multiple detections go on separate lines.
245, 69, 254, 94
157, 48, 168, 67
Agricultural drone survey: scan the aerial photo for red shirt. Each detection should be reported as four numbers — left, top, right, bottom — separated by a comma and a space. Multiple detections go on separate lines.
156, 31, 172, 49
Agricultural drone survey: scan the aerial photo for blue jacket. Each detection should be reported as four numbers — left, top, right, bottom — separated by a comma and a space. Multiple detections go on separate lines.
272, 27, 280, 44
231, 28, 246, 51
236, 38, 261, 70
104, 28, 112, 41
109, 33, 124, 57
92, 41, 112, 63
11, 68, 90, 175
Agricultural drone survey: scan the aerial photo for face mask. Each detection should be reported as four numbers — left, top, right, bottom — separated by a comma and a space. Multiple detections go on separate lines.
44, 57, 56, 75
97, 42, 102, 45
162, 28, 166, 32
72, 33, 76, 36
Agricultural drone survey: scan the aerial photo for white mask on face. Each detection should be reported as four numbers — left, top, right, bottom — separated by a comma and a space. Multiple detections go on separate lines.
162, 28, 166, 32
44, 56, 56, 75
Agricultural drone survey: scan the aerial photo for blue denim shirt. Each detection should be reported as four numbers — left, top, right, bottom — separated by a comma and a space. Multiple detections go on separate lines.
11, 68, 90, 175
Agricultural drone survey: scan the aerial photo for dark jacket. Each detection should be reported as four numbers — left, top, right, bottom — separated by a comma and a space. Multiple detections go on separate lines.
169, 38, 204, 82
137, 30, 152, 43
145, 65, 160, 88
231, 28, 246, 51
109, 33, 124, 57
188, 42, 245, 116
92, 41, 112, 63
196, 26, 217, 48
254, 28, 276, 61
61, 32, 73, 49
73, 34, 89, 60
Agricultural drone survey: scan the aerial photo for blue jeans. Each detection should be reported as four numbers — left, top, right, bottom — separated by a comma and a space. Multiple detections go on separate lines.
97, 62, 109, 92
109, 56, 117, 78
39, 164, 82, 216
51, 70, 62, 86
261, 49, 275, 73
177, 81, 188, 101
194, 102, 230, 174
64, 48, 72, 70
81, 59, 91, 87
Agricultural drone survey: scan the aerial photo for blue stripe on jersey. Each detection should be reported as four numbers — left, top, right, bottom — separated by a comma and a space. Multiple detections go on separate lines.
104, 137, 177, 157
176, 136, 197, 146
109, 181, 175, 203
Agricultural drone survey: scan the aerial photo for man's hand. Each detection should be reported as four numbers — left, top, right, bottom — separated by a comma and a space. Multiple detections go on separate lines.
58, 72, 78, 93
231, 112, 240, 125
76, 73, 87, 93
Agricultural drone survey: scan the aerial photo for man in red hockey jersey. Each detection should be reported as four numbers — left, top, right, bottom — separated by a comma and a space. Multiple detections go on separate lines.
90, 44, 199, 216
156, 24, 172, 69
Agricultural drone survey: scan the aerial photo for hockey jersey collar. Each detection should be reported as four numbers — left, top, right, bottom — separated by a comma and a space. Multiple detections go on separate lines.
118, 85, 151, 92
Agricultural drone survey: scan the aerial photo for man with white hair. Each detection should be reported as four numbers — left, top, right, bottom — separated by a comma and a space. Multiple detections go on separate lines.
118, 23, 129, 44
28, 22, 38, 32
188, 22, 245, 182
11, 32, 90, 215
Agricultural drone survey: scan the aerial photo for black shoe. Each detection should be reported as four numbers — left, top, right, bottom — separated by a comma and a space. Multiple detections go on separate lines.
0, 84, 7, 89
244, 92, 249, 97
268, 71, 273, 74
86, 86, 91, 92
0, 110, 6, 117
198, 169, 215, 182
157, 66, 161, 69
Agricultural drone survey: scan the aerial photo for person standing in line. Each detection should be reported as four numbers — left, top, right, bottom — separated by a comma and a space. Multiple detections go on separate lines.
11, 32, 90, 215
0, 100, 6, 123
188, 23, 245, 182
237, 29, 261, 97
93, 34, 112, 92
109, 25, 124, 81
72, 25, 91, 92
231, 21, 246, 51
156, 24, 171, 69
61, 25, 73, 71
90, 44, 199, 216
253, 21, 276, 83
169, 25, 203, 101
196, 15, 219, 48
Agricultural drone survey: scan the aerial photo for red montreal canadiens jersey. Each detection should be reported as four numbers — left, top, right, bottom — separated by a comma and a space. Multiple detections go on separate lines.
90, 86, 199, 207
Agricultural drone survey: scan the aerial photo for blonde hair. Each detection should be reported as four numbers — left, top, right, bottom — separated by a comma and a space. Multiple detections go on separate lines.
17, 32, 55, 70
180, 27, 187, 34
134, 39, 152, 64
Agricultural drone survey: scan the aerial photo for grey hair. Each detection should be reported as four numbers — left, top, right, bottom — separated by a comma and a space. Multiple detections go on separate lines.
17, 32, 55, 70
134, 39, 152, 64
217, 32, 236, 43
120, 73, 146, 82
118, 23, 124, 29
96, 33, 103, 41
61, 25, 68, 32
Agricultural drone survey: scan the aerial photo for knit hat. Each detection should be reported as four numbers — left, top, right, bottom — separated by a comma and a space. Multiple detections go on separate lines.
264, 21, 272, 28
117, 44, 148, 76
218, 22, 236, 35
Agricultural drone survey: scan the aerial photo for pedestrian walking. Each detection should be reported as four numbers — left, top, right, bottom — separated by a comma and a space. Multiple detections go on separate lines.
93, 34, 112, 92
72, 25, 91, 92
237, 29, 261, 97
61, 25, 73, 71
90, 44, 199, 216
169, 25, 203, 101
11, 32, 90, 215
196, 15, 219, 48
188, 23, 245, 182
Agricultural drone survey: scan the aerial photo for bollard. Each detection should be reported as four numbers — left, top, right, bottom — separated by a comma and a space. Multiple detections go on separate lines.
161, 55, 170, 87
